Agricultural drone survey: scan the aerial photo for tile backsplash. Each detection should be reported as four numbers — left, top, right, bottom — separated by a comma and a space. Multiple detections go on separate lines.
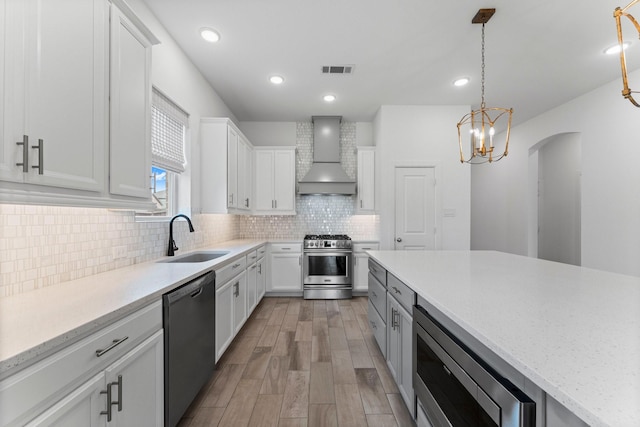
0, 121, 378, 297
0, 204, 238, 297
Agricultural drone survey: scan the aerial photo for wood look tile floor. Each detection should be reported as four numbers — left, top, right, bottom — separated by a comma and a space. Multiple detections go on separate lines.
178, 297, 416, 427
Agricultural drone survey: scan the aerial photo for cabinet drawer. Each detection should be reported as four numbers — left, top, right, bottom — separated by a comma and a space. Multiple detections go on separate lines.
353, 242, 379, 252
368, 273, 387, 318
387, 273, 415, 312
257, 245, 266, 259
247, 250, 258, 264
368, 300, 386, 358
368, 259, 386, 287
216, 256, 247, 287
270, 243, 302, 253
0, 301, 161, 427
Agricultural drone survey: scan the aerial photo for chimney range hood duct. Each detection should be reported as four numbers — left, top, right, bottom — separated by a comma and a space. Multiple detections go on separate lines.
298, 116, 356, 195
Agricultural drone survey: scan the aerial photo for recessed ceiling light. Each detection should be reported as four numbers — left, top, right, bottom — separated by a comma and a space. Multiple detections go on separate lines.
200, 28, 220, 43
323, 94, 336, 102
604, 41, 630, 55
269, 75, 284, 85
453, 77, 470, 87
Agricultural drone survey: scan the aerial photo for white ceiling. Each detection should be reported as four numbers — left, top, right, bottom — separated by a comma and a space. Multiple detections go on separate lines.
142, 0, 638, 124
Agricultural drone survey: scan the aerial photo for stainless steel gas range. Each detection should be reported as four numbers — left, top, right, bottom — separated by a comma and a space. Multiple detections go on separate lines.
302, 234, 353, 299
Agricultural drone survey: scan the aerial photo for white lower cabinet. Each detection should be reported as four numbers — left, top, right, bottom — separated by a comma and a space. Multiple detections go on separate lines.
353, 242, 379, 292
268, 243, 302, 293
27, 331, 163, 427
215, 278, 235, 362
256, 256, 266, 300
233, 271, 247, 335
0, 301, 163, 427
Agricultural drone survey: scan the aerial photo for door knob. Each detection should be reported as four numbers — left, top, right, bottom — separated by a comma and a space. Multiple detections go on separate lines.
396, 237, 402, 242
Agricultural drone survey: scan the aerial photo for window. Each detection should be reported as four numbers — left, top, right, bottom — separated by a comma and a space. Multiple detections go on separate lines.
139, 88, 189, 218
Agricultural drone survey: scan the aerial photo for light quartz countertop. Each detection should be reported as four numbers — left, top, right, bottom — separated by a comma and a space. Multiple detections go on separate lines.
0, 239, 266, 378
367, 250, 640, 427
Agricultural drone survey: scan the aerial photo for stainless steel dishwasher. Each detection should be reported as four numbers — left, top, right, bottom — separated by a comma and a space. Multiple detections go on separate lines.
163, 271, 215, 427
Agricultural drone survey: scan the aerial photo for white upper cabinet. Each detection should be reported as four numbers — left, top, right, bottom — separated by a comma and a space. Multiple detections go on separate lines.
253, 147, 296, 215
109, 0, 158, 200
1, 0, 107, 192
0, 0, 158, 208
201, 118, 254, 214
356, 147, 376, 213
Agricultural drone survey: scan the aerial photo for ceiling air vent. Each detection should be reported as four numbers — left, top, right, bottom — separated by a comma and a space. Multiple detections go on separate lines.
322, 65, 354, 74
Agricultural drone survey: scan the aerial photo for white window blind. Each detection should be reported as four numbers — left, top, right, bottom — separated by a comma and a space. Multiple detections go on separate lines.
151, 88, 189, 173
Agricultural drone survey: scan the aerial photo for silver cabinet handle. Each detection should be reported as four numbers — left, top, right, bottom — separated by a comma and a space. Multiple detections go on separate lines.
360, 199, 363, 208
96, 336, 128, 357
100, 382, 113, 421
114, 374, 123, 412
282, 247, 291, 250
390, 308, 396, 330
229, 193, 234, 204
232, 263, 241, 269
251, 265, 257, 270
245, 198, 249, 208
392, 286, 401, 295
362, 247, 372, 250
258, 264, 262, 274
394, 309, 400, 330
234, 282, 239, 297
274, 200, 277, 209
396, 237, 402, 242
16, 135, 28, 172
32, 138, 43, 174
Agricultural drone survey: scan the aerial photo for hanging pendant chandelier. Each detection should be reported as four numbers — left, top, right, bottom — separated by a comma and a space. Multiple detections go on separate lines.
457, 8, 513, 164
614, 0, 640, 107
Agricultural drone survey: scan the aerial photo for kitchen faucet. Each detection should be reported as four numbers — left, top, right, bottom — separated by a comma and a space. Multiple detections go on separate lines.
167, 214, 195, 256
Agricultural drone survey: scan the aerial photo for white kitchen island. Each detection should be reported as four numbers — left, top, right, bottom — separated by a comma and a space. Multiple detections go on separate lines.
367, 250, 640, 427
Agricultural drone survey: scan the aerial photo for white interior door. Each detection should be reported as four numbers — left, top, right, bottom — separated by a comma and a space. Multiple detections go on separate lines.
394, 167, 436, 250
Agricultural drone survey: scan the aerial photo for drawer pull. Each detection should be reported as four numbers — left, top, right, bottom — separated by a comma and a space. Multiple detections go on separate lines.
370, 266, 378, 273
100, 383, 113, 421
282, 247, 291, 250
96, 336, 128, 357
16, 135, 28, 172
362, 247, 371, 250
232, 263, 241, 269
392, 286, 402, 295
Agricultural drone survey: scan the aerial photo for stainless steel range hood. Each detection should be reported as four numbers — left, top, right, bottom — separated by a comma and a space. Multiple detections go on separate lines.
298, 116, 356, 195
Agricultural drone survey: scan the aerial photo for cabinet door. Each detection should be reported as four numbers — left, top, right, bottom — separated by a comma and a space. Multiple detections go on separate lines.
247, 263, 258, 315
386, 296, 400, 382
109, 3, 153, 199
23, 0, 106, 191
0, 0, 24, 184
269, 253, 302, 291
227, 127, 238, 208
233, 271, 247, 334
105, 330, 164, 427
356, 148, 375, 212
397, 302, 415, 417
354, 253, 370, 292
254, 150, 275, 211
273, 150, 295, 211
215, 279, 234, 362
25, 373, 105, 427
256, 257, 266, 300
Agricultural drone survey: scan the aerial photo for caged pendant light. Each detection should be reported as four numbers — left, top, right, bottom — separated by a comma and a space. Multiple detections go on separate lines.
457, 8, 513, 164
614, 0, 640, 107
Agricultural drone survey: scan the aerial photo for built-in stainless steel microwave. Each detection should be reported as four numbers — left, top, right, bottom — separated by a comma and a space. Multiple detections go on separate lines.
413, 305, 535, 427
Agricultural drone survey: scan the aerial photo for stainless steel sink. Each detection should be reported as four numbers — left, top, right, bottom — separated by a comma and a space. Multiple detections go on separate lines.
161, 251, 230, 263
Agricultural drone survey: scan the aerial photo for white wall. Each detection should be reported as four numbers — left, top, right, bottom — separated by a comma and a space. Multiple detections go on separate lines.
471, 69, 640, 277
239, 122, 297, 146
374, 105, 471, 250
127, 0, 239, 213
